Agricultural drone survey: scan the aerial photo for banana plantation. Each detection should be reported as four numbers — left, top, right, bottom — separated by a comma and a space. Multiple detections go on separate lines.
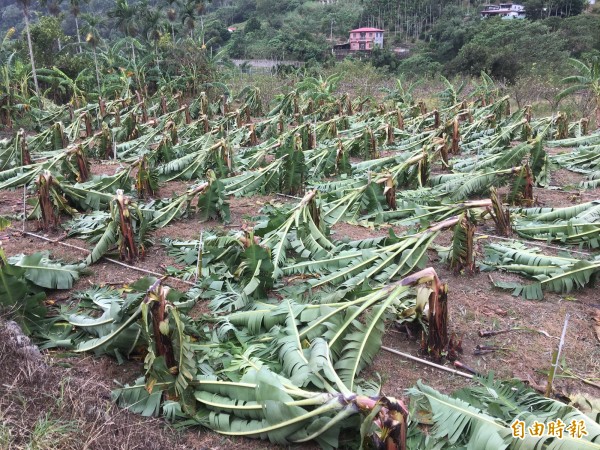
1, 72, 600, 449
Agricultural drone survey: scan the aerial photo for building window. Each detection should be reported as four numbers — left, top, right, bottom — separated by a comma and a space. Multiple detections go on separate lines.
359, 43, 365, 50
360, 32, 365, 38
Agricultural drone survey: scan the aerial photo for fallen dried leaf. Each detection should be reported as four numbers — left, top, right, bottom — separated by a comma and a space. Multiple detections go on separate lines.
592, 309, 600, 343
482, 306, 507, 316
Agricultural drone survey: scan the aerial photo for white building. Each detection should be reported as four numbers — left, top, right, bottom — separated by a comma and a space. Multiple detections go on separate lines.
480, 3, 526, 19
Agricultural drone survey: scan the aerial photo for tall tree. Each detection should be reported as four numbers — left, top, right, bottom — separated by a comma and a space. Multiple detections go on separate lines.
524, 0, 587, 20
181, 0, 205, 38
165, 0, 179, 41
108, 0, 140, 62
16, 0, 40, 98
70, 0, 90, 53
142, 7, 165, 69
81, 13, 103, 92
39, 0, 64, 50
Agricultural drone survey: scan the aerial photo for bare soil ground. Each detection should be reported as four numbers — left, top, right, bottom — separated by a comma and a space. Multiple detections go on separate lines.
1, 157, 599, 449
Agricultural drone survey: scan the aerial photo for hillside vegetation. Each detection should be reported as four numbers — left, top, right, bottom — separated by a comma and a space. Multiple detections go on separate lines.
2, 0, 599, 82
1, 1, 600, 449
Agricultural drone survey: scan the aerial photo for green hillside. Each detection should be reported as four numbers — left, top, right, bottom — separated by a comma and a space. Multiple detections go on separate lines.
1, 0, 599, 93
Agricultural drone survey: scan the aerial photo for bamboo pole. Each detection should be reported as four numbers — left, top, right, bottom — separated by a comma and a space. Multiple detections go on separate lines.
381, 345, 473, 379
195, 231, 203, 283
546, 313, 570, 397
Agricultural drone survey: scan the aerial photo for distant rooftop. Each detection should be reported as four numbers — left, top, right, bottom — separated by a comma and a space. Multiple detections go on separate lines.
350, 27, 384, 33
481, 3, 525, 10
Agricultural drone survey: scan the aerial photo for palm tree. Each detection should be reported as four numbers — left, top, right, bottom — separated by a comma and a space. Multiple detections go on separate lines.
165, 0, 179, 42
558, 57, 600, 128
70, 0, 90, 53
16, 0, 40, 98
142, 8, 164, 69
108, 0, 139, 62
81, 13, 103, 92
180, 0, 205, 38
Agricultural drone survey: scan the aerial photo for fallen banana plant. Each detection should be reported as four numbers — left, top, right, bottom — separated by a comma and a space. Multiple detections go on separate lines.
110, 269, 448, 449
0, 129, 32, 170
191, 367, 408, 450
430, 166, 526, 201
32, 171, 71, 230
361, 198, 492, 229
284, 217, 462, 290
513, 201, 600, 248
1, 249, 82, 334
223, 157, 284, 196
408, 374, 600, 449
31, 269, 451, 448
481, 241, 600, 299
158, 138, 233, 181
163, 230, 274, 300
319, 173, 399, 226
149, 175, 230, 227
482, 187, 512, 236
134, 155, 159, 198
553, 146, 600, 175
257, 190, 333, 277
582, 171, 600, 189
447, 211, 477, 274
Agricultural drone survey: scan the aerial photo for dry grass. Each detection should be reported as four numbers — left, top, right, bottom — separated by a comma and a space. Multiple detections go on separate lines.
0, 320, 189, 450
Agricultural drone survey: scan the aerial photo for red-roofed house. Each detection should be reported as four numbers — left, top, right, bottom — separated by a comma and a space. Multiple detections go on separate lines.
349, 27, 384, 51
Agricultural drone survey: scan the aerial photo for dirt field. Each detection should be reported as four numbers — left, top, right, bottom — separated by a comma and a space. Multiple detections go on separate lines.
1, 152, 599, 449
